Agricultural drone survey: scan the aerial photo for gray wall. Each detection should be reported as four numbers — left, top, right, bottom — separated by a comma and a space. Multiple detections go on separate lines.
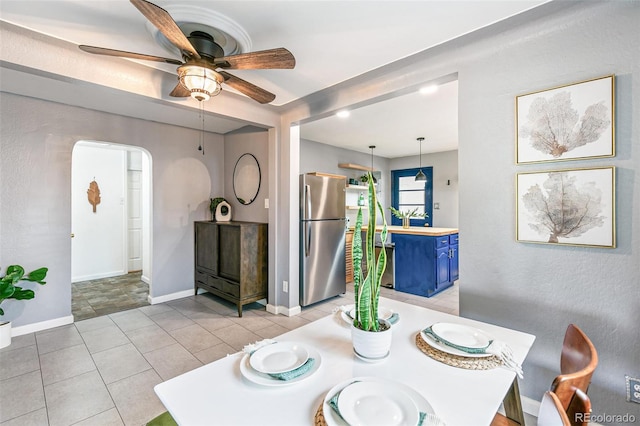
0, 93, 224, 325
390, 150, 458, 228
224, 128, 269, 223
456, 2, 640, 419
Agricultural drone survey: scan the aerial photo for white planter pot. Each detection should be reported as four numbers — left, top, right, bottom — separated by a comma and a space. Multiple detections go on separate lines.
0, 321, 11, 349
351, 319, 392, 362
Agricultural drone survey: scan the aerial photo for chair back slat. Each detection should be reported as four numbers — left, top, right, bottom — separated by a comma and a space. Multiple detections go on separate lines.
566, 388, 592, 426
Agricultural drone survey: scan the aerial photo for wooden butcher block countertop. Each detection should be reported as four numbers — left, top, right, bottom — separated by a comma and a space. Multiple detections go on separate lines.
348, 226, 458, 236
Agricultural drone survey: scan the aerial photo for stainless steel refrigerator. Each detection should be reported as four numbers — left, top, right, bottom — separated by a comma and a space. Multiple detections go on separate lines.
299, 174, 347, 306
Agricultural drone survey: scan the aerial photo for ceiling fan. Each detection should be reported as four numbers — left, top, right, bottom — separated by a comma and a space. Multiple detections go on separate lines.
79, 0, 295, 104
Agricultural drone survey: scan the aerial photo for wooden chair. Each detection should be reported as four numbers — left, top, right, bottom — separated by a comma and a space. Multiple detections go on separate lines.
564, 388, 592, 426
538, 388, 592, 426
494, 388, 591, 426
491, 324, 598, 426
551, 324, 598, 410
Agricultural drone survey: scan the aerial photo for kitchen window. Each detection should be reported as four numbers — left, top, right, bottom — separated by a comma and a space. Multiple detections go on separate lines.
391, 167, 433, 227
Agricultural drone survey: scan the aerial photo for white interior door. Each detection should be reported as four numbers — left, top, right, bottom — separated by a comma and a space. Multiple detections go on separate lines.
128, 169, 143, 272
71, 143, 127, 282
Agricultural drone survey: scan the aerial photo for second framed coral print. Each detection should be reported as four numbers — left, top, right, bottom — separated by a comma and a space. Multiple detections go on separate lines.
516, 75, 614, 164
517, 166, 615, 248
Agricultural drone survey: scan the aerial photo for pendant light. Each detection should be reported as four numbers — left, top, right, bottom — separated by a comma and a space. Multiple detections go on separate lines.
415, 137, 426, 181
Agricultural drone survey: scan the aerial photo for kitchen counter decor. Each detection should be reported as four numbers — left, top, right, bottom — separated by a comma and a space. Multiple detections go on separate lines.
390, 206, 428, 229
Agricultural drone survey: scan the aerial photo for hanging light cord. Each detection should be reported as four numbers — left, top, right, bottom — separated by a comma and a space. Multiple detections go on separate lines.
369, 145, 375, 171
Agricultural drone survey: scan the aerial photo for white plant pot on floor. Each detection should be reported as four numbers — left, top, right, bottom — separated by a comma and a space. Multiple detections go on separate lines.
351, 319, 392, 362
0, 321, 11, 349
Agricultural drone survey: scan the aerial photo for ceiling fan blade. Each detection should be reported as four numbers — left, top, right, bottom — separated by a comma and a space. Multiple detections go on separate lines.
219, 71, 276, 104
130, 0, 200, 59
216, 48, 295, 70
79, 45, 183, 65
169, 82, 191, 98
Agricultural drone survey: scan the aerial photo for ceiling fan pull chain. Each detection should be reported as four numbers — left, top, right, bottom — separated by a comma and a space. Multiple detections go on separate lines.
198, 100, 205, 155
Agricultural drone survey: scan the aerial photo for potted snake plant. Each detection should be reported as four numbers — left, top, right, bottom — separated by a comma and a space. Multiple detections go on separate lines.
0, 265, 48, 348
350, 172, 391, 361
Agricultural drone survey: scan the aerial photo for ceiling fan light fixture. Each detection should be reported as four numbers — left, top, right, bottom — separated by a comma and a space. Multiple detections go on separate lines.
178, 65, 223, 101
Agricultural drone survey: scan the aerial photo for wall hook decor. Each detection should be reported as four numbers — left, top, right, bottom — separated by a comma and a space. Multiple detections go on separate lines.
87, 180, 101, 213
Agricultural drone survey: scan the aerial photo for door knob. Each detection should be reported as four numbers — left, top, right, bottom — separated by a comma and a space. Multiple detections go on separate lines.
71, 233, 75, 238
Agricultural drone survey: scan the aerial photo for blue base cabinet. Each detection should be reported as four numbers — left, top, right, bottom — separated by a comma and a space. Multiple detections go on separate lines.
449, 233, 459, 282
392, 233, 458, 298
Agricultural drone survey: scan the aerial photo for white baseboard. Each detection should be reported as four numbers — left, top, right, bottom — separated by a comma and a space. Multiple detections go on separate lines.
521, 395, 541, 417
72, 270, 127, 283
141, 274, 151, 284
12, 315, 74, 337
266, 304, 301, 317
148, 289, 195, 305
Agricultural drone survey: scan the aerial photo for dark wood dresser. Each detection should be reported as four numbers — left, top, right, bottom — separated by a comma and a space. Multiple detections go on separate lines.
194, 221, 268, 317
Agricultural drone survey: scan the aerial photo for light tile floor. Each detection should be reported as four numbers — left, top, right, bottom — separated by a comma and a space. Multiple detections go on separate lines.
1, 284, 459, 426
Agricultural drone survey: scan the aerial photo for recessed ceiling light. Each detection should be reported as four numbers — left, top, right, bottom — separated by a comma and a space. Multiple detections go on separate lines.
419, 85, 439, 95
336, 110, 350, 118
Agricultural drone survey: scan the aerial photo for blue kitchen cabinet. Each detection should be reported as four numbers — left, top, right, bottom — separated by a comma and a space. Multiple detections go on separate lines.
393, 233, 458, 297
449, 233, 459, 282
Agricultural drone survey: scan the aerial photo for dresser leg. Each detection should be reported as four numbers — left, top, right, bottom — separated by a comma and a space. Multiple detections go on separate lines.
237, 304, 243, 317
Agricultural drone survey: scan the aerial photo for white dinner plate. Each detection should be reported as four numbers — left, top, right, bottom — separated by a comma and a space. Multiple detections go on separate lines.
431, 323, 492, 349
240, 345, 321, 387
338, 381, 419, 426
419, 330, 493, 358
340, 304, 395, 325
323, 376, 435, 426
249, 341, 309, 374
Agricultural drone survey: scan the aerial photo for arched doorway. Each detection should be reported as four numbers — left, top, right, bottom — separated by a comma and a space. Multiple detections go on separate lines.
71, 141, 152, 320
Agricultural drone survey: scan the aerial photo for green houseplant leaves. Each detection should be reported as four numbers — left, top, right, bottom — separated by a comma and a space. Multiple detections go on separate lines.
352, 172, 388, 332
0, 265, 48, 316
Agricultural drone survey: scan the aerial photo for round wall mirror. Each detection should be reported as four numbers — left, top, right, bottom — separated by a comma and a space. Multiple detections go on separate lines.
233, 153, 261, 205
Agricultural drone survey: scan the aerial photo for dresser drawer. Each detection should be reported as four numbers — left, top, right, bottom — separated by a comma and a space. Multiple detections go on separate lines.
207, 276, 224, 291
195, 270, 208, 285
449, 234, 459, 245
223, 281, 240, 297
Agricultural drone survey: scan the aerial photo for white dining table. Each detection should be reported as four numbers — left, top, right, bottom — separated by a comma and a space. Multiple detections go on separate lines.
154, 297, 535, 426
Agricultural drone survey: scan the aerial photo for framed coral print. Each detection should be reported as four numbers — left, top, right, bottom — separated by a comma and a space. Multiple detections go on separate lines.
517, 166, 615, 248
516, 75, 614, 164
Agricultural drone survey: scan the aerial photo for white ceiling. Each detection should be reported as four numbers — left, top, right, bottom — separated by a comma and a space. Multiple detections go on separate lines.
301, 79, 459, 158
0, 0, 548, 157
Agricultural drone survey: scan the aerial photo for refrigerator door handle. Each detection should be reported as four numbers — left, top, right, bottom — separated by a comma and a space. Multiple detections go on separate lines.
304, 184, 312, 256
304, 184, 311, 221
305, 221, 311, 257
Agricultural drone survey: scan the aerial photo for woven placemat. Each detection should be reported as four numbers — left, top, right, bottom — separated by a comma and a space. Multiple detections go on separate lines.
314, 402, 328, 426
415, 332, 501, 370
